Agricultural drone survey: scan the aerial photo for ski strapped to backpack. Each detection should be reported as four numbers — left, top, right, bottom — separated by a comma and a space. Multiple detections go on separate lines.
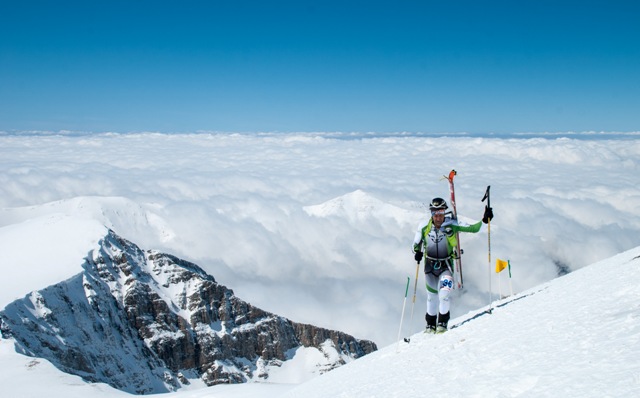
443, 169, 464, 289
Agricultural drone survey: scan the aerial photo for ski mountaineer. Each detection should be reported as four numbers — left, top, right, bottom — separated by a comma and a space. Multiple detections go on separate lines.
412, 197, 493, 333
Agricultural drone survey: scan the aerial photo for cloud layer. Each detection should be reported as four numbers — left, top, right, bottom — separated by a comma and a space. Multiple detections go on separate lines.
1, 132, 639, 345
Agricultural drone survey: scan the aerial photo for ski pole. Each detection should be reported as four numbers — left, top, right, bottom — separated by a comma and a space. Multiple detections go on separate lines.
482, 185, 492, 313
396, 276, 410, 351
405, 261, 420, 342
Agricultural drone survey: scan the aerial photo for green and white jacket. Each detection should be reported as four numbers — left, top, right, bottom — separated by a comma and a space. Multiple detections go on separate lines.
413, 217, 483, 261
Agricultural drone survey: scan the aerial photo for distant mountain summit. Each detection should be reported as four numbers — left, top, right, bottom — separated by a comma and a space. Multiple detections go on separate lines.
0, 230, 376, 394
304, 189, 417, 223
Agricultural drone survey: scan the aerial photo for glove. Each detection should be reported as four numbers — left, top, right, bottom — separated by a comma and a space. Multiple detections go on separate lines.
414, 251, 423, 262
444, 226, 454, 237
482, 206, 493, 224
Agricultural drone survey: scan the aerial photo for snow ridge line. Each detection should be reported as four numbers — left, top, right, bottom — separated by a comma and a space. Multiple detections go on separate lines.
451, 287, 548, 330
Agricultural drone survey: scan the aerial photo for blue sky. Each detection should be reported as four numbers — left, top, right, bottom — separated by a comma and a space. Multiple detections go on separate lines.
1, 0, 638, 134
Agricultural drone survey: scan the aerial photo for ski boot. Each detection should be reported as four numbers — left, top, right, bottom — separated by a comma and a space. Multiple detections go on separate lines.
424, 313, 437, 334
436, 311, 450, 334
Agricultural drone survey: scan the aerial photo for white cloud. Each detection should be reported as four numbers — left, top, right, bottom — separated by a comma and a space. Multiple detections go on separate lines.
1, 132, 639, 346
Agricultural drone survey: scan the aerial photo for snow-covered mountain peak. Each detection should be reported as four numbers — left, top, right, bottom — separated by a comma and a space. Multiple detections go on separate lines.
304, 190, 416, 225
0, 214, 108, 307
0, 229, 377, 394
1, 196, 176, 245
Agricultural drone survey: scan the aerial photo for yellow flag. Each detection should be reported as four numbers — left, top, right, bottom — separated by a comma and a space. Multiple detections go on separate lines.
496, 258, 509, 273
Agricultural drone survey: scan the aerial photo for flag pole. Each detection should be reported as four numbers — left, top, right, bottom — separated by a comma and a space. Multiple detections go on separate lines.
497, 263, 503, 299
508, 260, 514, 297
496, 259, 512, 299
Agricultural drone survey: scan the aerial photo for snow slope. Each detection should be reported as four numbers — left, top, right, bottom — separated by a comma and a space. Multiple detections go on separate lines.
0, 214, 107, 307
283, 246, 640, 397
0, 339, 130, 398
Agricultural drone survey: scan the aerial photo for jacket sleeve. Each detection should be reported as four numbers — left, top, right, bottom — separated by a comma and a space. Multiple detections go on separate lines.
413, 229, 423, 252
453, 220, 483, 233
413, 220, 429, 252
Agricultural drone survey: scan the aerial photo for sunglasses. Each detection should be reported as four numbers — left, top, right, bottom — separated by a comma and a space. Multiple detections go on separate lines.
431, 209, 446, 216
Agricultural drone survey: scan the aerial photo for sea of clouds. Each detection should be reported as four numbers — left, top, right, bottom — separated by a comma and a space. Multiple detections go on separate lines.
1, 131, 638, 346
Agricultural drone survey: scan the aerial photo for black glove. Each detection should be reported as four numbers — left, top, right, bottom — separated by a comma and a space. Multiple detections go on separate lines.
444, 226, 454, 237
482, 206, 493, 224
414, 251, 423, 262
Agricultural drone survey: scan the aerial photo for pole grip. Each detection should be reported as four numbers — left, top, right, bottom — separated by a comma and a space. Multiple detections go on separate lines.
482, 185, 491, 207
